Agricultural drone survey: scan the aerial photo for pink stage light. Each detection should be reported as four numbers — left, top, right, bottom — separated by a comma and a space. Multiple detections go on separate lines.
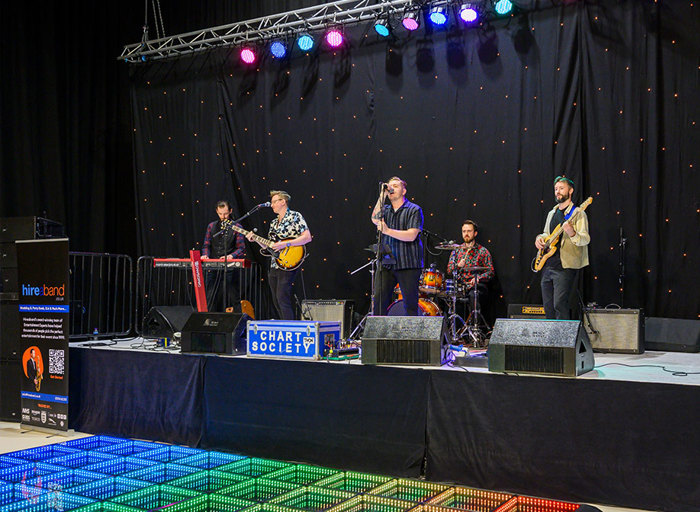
325, 30, 344, 48
240, 48, 256, 64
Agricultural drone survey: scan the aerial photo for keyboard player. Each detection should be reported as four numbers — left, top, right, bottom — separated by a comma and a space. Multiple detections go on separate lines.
202, 200, 246, 311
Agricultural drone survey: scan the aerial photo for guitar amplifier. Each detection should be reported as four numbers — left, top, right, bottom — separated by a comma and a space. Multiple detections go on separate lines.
582, 308, 644, 354
301, 299, 354, 339
507, 304, 546, 319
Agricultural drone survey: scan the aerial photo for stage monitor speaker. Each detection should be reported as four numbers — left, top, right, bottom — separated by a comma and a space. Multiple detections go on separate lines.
489, 318, 594, 377
301, 299, 354, 339
582, 308, 644, 354
0, 359, 21, 422
361, 315, 446, 365
142, 306, 195, 339
645, 317, 700, 353
180, 312, 250, 355
1, 299, 20, 359
507, 304, 546, 319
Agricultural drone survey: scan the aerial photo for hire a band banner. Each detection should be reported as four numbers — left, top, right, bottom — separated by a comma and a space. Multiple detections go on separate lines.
17, 238, 70, 431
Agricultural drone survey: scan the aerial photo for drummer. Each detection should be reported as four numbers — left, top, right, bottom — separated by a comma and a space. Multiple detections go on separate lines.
446, 220, 495, 314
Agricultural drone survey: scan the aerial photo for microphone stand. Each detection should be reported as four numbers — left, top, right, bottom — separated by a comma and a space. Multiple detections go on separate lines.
618, 227, 627, 308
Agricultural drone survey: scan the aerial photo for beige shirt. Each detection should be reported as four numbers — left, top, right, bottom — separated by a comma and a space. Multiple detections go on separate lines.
539, 203, 590, 269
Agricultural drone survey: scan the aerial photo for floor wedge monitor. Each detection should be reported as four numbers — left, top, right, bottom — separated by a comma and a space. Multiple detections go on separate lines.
489, 318, 594, 377
180, 312, 250, 355
361, 315, 446, 365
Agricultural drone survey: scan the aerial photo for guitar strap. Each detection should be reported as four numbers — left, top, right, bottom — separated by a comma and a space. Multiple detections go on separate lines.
564, 205, 577, 221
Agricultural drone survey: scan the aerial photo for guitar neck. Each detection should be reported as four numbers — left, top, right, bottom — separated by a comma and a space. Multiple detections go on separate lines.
227, 223, 274, 248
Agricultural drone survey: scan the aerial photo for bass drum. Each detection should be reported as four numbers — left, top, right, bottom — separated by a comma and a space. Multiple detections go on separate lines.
387, 298, 441, 316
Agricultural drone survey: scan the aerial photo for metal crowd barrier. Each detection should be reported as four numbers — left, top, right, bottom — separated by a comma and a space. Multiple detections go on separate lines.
135, 256, 272, 336
69, 252, 133, 339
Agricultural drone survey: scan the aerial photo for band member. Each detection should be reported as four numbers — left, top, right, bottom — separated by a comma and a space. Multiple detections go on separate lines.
202, 200, 246, 311
446, 220, 494, 313
247, 190, 312, 320
535, 176, 590, 319
371, 177, 424, 316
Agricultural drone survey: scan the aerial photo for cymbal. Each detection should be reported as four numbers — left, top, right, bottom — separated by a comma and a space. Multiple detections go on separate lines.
435, 243, 462, 250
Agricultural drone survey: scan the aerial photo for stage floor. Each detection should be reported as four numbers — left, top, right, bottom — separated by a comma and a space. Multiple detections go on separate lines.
69, 338, 700, 387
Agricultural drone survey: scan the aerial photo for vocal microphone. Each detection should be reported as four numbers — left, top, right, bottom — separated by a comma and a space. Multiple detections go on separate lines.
257, 202, 271, 208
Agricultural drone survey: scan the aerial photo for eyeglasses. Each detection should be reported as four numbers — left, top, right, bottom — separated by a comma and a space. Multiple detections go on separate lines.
553, 175, 574, 187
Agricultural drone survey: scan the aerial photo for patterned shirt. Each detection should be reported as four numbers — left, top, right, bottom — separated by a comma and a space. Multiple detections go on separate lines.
379, 199, 424, 270
268, 209, 309, 270
446, 242, 494, 289
202, 220, 246, 259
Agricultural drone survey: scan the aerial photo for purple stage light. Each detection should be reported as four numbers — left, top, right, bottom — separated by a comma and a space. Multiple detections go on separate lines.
240, 48, 256, 64
402, 12, 420, 31
325, 30, 344, 48
459, 4, 478, 23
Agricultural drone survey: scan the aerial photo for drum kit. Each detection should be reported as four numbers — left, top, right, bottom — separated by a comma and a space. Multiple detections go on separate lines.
387, 242, 490, 347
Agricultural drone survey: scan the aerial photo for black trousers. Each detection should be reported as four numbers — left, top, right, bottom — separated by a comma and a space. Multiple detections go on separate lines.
268, 267, 299, 320
541, 266, 578, 319
374, 267, 422, 316
205, 269, 240, 312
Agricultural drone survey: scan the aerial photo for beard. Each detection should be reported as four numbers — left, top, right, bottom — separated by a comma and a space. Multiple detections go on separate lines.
556, 191, 571, 203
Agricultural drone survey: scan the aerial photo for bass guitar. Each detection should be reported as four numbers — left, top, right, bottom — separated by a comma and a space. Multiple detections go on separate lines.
224, 221, 306, 271
531, 197, 593, 272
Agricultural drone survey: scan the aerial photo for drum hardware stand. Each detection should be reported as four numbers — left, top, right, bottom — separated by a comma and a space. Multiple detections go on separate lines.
444, 269, 466, 344
458, 272, 490, 348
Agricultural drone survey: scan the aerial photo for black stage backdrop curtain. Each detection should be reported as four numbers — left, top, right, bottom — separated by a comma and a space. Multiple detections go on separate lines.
129, 0, 698, 319
201, 357, 429, 478
425, 370, 700, 512
69, 348, 205, 447
0, 1, 142, 254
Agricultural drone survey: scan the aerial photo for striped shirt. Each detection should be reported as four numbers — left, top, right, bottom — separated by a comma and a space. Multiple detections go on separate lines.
380, 199, 424, 270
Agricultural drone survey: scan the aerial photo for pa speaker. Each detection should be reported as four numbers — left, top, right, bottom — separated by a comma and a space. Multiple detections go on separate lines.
0, 359, 20, 421
582, 308, 644, 353
488, 318, 594, 377
301, 299, 354, 339
1, 298, 20, 359
181, 312, 250, 355
645, 317, 700, 353
142, 306, 194, 339
361, 315, 446, 365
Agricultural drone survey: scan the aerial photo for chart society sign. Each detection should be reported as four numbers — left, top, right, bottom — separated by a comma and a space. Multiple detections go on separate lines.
17, 238, 70, 431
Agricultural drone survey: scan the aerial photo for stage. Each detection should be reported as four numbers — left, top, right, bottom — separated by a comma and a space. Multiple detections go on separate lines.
66, 338, 700, 512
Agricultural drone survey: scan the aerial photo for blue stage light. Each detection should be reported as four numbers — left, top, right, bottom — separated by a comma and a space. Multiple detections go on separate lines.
429, 6, 448, 26
270, 41, 287, 58
297, 34, 315, 51
494, 0, 513, 15
374, 19, 390, 37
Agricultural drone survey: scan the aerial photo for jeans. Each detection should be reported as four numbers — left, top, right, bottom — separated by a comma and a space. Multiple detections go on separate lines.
268, 267, 298, 320
374, 267, 422, 316
540, 266, 578, 319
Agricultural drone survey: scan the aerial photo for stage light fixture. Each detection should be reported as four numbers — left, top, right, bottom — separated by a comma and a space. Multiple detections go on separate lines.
374, 18, 391, 37
402, 11, 420, 31
297, 33, 315, 52
325, 29, 344, 48
240, 47, 256, 64
270, 41, 287, 59
459, 3, 479, 23
428, 6, 448, 26
494, 0, 513, 15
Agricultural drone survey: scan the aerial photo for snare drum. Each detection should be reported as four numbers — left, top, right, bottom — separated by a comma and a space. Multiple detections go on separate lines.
419, 268, 444, 294
387, 298, 441, 316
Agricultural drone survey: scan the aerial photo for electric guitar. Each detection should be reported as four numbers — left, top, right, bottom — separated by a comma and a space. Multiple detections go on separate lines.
224, 221, 306, 271
532, 197, 593, 272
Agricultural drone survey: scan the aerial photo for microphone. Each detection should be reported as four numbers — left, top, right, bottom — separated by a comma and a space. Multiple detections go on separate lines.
257, 202, 271, 208
381, 183, 389, 190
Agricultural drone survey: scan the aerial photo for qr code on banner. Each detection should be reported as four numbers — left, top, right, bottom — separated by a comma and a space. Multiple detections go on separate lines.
49, 349, 65, 375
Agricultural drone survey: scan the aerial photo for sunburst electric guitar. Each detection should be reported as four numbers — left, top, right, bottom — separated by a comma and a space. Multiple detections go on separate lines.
225, 222, 306, 271
531, 197, 593, 272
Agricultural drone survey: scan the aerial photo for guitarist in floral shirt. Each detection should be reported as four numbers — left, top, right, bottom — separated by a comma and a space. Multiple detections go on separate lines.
447, 220, 495, 315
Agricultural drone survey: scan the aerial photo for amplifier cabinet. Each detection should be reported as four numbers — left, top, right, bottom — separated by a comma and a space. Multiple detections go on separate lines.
301, 299, 354, 339
583, 308, 644, 354
507, 304, 546, 319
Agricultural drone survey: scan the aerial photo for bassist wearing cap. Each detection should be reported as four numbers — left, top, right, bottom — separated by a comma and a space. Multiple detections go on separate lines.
247, 190, 312, 320
534, 176, 591, 319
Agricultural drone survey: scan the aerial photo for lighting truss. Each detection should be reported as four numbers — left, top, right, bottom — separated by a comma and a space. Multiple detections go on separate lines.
118, 0, 446, 63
